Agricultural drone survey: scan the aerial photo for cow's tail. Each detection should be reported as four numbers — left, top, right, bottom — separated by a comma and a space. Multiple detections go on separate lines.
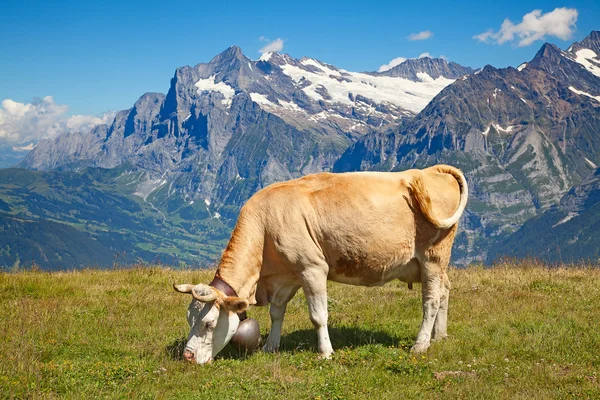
410, 165, 468, 229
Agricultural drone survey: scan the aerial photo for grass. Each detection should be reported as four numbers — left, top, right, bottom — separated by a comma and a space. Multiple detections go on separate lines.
1, 262, 599, 399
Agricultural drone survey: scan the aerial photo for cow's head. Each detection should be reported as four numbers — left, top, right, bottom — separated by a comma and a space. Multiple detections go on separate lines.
173, 283, 248, 364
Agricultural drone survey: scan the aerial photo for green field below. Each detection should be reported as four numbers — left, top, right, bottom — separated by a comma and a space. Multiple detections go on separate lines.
1, 262, 599, 399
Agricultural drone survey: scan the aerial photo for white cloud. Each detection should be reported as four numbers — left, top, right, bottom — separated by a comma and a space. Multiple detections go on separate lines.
408, 31, 433, 41
0, 96, 115, 144
378, 57, 407, 72
474, 7, 578, 47
418, 52, 432, 59
259, 38, 284, 53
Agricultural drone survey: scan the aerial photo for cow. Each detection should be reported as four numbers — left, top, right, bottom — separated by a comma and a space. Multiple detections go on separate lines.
173, 164, 468, 364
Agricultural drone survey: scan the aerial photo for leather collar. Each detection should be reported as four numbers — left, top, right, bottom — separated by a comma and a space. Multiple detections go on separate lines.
209, 276, 248, 321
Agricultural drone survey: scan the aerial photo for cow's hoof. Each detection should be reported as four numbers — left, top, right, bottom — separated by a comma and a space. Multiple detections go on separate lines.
262, 343, 279, 353
431, 333, 448, 342
318, 352, 333, 360
410, 342, 429, 354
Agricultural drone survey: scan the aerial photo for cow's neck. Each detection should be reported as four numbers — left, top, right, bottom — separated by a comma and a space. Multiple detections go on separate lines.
209, 276, 249, 321
213, 262, 260, 306
212, 217, 263, 305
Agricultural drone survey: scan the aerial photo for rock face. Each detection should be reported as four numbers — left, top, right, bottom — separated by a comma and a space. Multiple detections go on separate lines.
377, 57, 473, 81
19, 47, 468, 220
489, 168, 600, 263
336, 31, 600, 264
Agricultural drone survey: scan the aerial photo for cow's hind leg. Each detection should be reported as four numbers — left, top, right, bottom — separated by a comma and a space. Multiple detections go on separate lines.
263, 284, 300, 353
432, 273, 450, 341
412, 227, 456, 353
411, 265, 443, 353
300, 267, 334, 359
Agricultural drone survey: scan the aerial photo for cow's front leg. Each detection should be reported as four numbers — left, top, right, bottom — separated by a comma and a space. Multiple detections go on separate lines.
264, 284, 300, 353
411, 267, 443, 354
301, 268, 333, 359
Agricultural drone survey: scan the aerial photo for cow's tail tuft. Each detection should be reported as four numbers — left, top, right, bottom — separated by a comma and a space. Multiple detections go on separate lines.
410, 165, 468, 229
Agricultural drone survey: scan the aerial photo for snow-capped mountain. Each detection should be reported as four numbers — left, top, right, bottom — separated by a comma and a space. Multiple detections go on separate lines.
336, 31, 600, 264
246, 52, 472, 132
18, 31, 600, 266
19, 47, 471, 215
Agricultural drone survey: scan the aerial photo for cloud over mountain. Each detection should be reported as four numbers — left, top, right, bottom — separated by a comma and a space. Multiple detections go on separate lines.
259, 37, 285, 53
474, 7, 578, 47
0, 96, 115, 144
378, 57, 408, 72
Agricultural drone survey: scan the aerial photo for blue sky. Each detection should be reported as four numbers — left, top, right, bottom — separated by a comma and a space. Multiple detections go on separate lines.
0, 0, 599, 143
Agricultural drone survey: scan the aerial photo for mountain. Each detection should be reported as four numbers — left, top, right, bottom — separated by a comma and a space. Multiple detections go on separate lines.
488, 168, 600, 263
19, 48, 470, 221
378, 57, 473, 81
13, 32, 600, 268
336, 31, 600, 264
0, 167, 231, 270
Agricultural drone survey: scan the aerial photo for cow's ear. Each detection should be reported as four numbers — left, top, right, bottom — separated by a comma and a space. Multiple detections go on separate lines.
222, 297, 249, 313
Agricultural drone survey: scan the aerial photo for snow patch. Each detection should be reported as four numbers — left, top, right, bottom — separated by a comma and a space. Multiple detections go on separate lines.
308, 111, 351, 122
204, 198, 211, 206
517, 63, 527, 71
584, 157, 598, 169
250, 92, 275, 107
493, 124, 516, 133
520, 97, 528, 104
568, 86, 600, 102
481, 126, 490, 136
552, 212, 578, 228
259, 52, 273, 62
279, 61, 455, 114
277, 99, 305, 113
213, 212, 221, 220
573, 49, 600, 78
195, 75, 236, 106
416, 72, 433, 82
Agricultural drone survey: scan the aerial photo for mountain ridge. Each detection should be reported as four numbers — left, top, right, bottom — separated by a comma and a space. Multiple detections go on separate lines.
11, 31, 600, 267
335, 30, 600, 264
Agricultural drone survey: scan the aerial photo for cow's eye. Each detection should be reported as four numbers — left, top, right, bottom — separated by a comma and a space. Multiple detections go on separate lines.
205, 321, 214, 329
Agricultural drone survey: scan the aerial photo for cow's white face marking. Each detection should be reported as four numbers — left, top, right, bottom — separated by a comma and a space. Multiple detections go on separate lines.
185, 298, 240, 364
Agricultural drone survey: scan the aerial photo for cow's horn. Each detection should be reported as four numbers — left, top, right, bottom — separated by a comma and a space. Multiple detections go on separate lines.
191, 286, 218, 303
173, 283, 195, 293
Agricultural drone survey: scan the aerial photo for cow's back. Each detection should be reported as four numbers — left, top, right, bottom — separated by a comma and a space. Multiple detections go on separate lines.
253, 170, 452, 286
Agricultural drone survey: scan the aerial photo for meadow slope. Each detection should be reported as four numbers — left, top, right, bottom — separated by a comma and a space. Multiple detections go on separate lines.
1, 263, 599, 399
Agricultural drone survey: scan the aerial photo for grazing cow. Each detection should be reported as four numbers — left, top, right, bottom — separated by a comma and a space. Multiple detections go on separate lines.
174, 164, 468, 364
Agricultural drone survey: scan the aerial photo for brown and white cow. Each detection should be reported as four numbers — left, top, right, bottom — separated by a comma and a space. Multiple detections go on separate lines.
174, 164, 468, 364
